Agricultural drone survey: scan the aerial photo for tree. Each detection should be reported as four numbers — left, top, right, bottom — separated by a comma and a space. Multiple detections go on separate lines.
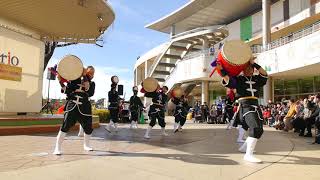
44, 42, 77, 71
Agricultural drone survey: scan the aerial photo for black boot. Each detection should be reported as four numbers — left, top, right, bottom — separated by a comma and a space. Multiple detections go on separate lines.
299, 131, 304, 136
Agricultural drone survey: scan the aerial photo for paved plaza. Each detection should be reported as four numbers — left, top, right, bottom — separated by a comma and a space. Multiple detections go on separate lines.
0, 117, 319, 180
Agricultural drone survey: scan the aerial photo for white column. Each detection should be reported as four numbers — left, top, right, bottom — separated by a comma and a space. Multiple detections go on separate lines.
170, 24, 176, 39
263, 78, 272, 104
144, 61, 148, 77
262, 0, 271, 51
201, 81, 209, 105
134, 69, 137, 86
144, 61, 148, 106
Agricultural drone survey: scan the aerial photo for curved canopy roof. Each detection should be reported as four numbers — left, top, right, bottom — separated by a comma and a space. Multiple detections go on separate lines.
0, 0, 115, 43
146, 0, 278, 34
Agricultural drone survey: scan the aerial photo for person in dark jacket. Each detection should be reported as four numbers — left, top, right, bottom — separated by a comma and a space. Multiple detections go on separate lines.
142, 86, 168, 139
53, 66, 95, 155
129, 86, 143, 129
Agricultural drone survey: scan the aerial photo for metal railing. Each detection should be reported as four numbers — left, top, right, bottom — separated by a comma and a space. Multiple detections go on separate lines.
183, 49, 215, 60
252, 20, 320, 53
171, 25, 225, 40
147, 42, 171, 77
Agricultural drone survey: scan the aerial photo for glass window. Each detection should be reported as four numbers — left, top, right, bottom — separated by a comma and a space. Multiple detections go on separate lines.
274, 79, 284, 96
284, 80, 298, 95
315, 76, 320, 93
298, 77, 314, 94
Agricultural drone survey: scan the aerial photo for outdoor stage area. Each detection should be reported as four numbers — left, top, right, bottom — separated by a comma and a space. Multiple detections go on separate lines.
0, 117, 319, 180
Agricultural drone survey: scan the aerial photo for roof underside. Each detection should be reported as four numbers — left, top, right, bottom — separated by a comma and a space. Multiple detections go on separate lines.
146, 0, 278, 34
0, 0, 115, 43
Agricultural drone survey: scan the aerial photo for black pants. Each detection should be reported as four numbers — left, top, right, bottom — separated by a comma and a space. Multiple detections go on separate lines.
61, 101, 93, 135
130, 110, 139, 122
224, 108, 234, 123
292, 117, 305, 132
109, 107, 119, 123
175, 114, 186, 127
149, 110, 165, 127
239, 99, 264, 139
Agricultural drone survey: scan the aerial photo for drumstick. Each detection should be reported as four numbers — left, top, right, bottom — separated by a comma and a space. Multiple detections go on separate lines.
209, 67, 216, 77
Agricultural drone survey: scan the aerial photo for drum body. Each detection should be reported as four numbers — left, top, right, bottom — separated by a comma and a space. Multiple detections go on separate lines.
57, 55, 84, 81
216, 40, 252, 77
142, 77, 159, 92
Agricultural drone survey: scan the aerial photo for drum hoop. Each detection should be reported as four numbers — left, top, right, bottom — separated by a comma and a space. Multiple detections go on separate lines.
57, 55, 83, 80
221, 42, 248, 67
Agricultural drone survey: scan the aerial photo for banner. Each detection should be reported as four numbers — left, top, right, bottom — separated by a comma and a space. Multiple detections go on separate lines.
0, 64, 22, 81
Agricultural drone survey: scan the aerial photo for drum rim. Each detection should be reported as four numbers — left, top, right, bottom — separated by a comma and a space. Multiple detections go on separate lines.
143, 77, 158, 92
220, 40, 252, 66
57, 55, 83, 80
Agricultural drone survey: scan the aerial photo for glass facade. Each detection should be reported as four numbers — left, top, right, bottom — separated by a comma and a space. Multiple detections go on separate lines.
274, 76, 320, 101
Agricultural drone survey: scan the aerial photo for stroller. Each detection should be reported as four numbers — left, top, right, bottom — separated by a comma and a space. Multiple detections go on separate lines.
119, 101, 130, 123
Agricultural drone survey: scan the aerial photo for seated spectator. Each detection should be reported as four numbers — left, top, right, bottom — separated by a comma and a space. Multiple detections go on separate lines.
274, 101, 288, 130
283, 99, 298, 131
302, 94, 320, 137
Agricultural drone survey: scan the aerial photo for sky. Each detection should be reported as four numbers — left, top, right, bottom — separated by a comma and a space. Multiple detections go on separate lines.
42, 0, 188, 101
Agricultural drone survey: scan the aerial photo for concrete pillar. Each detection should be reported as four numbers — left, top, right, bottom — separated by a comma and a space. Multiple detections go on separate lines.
262, 0, 271, 51
263, 78, 272, 104
134, 69, 137, 86
144, 61, 148, 77
170, 24, 176, 39
201, 81, 209, 105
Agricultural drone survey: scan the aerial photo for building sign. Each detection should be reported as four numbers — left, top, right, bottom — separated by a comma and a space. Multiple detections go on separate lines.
0, 63, 22, 81
0, 51, 22, 81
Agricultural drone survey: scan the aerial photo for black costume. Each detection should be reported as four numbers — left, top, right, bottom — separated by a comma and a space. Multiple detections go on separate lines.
145, 91, 168, 127
223, 73, 268, 139
61, 76, 95, 135
172, 97, 189, 127
224, 96, 235, 124
108, 87, 120, 123
129, 95, 143, 122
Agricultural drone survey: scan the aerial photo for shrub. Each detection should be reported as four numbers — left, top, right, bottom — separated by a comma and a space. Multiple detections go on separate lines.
92, 108, 110, 123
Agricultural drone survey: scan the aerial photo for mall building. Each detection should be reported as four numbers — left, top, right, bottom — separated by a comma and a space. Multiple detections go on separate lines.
134, 0, 320, 106
0, 0, 115, 115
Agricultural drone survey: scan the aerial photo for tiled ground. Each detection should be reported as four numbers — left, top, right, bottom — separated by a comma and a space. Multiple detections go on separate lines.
0, 117, 319, 180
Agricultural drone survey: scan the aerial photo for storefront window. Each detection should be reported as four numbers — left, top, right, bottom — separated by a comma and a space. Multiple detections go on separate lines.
284, 80, 298, 95
274, 79, 284, 96
315, 76, 320, 93
298, 77, 314, 94
274, 76, 320, 102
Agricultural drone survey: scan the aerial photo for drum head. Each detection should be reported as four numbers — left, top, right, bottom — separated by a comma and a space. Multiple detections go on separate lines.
111, 76, 119, 84
143, 77, 159, 92
172, 87, 183, 98
57, 55, 83, 81
221, 40, 252, 65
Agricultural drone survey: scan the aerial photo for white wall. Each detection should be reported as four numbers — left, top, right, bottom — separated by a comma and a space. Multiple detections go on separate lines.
252, 11, 263, 36
226, 20, 240, 40
227, 0, 319, 41
257, 30, 320, 74
0, 26, 44, 113
164, 54, 215, 90
271, 1, 284, 26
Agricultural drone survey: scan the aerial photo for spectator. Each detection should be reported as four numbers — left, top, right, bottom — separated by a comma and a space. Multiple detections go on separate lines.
303, 94, 320, 137
283, 99, 298, 131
